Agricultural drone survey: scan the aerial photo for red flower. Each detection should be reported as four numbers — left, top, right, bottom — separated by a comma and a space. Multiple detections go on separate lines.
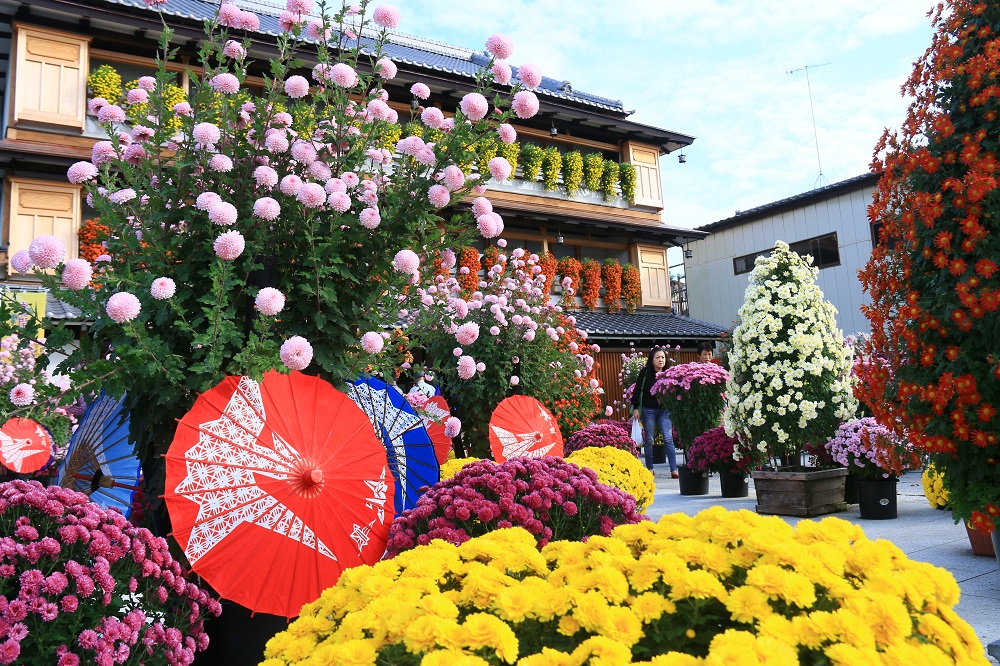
977, 404, 996, 422
975, 258, 998, 277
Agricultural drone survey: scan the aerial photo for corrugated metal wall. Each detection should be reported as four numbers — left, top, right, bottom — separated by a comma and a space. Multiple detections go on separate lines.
594, 348, 698, 417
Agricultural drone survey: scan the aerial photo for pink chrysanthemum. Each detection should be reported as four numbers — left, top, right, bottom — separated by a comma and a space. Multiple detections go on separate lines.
441, 248, 457, 269
278, 10, 300, 32
427, 184, 450, 208
290, 140, 317, 165
444, 417, 461, 438
477, 212, 504, 238
213, 230, 245, 260
415, 147, 437, 166
307, 161, 331, 182
512, 90, 539, 119
498, 123, 517, 145
108, 188, 137, 205
91, 141, 117, 166
150, 277, 176, 300
410, 82, 430, 100
459, 93, 489, 121
254, 165, 279, 188
237, 10, 260, 31
471, 197, 493, 217
126, 88, 149, 105
359, 207, 381, 229
442, 165, 465, 191
255, 287, 285, 316
279, 175, 303, 196
10, 250, 32, 274
327, 192, 351, 212
455, 322, 480, 346
9, 383, 34, 407
106, 292, 141, 324
97, 105, 126, 124
372, 4, 401, 28
360, 332, 384, 354
421, 107, 444, 129
223, 40, 246, 60
210, 73, 240, 95
67, 161, 98, 184
457, 355, 477, 380
217, 3, 241, 27
342, 172, 361, 188
28, 235, 66, 269
510, 375, 520, 386
492, 61, 512, 85
208, 201, 238, 226
284, 75, 310, 99
265, 132, 289, 154
325, 178, 347, 194
87, 97, 108, 115
61, 259, 93, 291
286, 0, 312, 12
131, 125, 155, 142
173, 101, 193, 116
209, 154, 233, 172
196, 192, 222, 211
485, 33, 514, 60
192, 122, 220, 147
280, 336, 313, 371
393, 249, 419, 274
330, 63, 358, 88
253, 197, 281, 220
487, 156, 512, 181
136, 76, 156, 91
297, 182, 326, 208
306, 20, 331, 41
518, 63, 542, 89
376, 58, 397, 79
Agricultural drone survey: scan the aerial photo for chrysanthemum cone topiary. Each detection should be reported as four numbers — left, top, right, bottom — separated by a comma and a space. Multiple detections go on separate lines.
0, 480, 220, 665
565, 422, 639, 456
566, 446, 654, 512
384, 457, 644, 556
858, 0, 1000, 534
261, 507, 986, 666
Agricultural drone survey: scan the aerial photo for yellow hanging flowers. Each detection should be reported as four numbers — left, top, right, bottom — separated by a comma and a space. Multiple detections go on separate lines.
260, 507, 987, 666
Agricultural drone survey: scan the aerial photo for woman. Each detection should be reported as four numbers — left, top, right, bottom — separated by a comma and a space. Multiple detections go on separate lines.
696, 341, 714, 363
630, 346, 678, 476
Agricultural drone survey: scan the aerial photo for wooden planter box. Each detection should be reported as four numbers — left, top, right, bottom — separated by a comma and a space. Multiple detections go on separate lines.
752, 467, 848, 517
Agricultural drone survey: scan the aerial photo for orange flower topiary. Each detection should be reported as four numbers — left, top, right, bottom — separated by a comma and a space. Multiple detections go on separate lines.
457, 246, 480, 295
602, 258, 623, 313
538, 251, 558, 296
622, 263, 641, 313
580, 258, 601, 310
557, 256, 581, 309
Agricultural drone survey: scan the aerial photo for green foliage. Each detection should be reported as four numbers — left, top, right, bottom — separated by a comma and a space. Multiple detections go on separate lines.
541, 147, 562, 191
562, 151, 584, 196
88, 64, 122, 103
600, 160, 620, 200
582, 152, 605, 191
619, 162, 637, 203
521, 143, 544, 182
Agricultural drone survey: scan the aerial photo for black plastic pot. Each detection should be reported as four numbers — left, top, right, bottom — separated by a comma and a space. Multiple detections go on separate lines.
844, 474, 859, 504
652, 444, 667, 465
677, 465, 709, 495
856, 477, 898, 520
719, 470, 749, 498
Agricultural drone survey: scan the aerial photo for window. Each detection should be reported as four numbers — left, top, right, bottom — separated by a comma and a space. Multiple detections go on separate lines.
6, 178, 82, 275
733, 232, 840, 275
12, 25, 91, 129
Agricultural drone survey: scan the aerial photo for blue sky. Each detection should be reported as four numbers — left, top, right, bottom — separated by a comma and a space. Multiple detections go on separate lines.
385, 0, 937, 230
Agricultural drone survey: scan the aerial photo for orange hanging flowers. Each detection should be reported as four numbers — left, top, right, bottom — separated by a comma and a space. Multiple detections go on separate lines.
579, 258, 601, 310
601, 258, 623, 313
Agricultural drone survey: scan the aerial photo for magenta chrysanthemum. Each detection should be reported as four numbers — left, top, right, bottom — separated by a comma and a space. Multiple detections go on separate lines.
67, 161, 99, 184
360, 332, 384, 354
150, 277, 176, 300
518, 63, 542, 89
61, 259, 93, 291
457, 355, 477, 380
459, 93, 489, 121
210, 73, 240, 95
280, 336, 313, 371
393, 249, 419, 274
255, 287, 285, 316
213, 230, 245, 260
208, 201, 238, 226
492, 61, 512, 85
427, 184, 450, 208
97, 104, 126, 124
9, 383, 34, 407
28, 235, 66, 269
192, 122, 220, 147
410, 82, 430, 100
487, 156, 512, 181
512, 90, 539, 119
359, 207, 381, 229
10, 250, 32, 274
209, 154, 233, 172
106, 292, 141, 324
376, 58, 397, 79
455, 322, 480, 346
485, 33, 514, 60
297, 182, 326, 208
284, 75, 309, 99
253, 197, 281, 220
497, 123, 517, 145
330, 63, 358, 88
372, 4, 401, 28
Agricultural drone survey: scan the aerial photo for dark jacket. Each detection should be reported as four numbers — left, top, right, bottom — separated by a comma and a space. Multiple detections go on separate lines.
630, 366, 661, 410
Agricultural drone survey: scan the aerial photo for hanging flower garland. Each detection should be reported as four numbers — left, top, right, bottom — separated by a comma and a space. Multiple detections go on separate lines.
582, 152, 604, 191
521, 143, 544, 181
541, 147, 563, 191
563, 150, 584, 196
622, 262, 642, 312
557, 256, 581, 308
580, 258, 601, 310
538, 250, 558, 296
600, 160, 620, 200
602, 258, 623, 313
457, 246, 481, 295
619, 162, 637, 202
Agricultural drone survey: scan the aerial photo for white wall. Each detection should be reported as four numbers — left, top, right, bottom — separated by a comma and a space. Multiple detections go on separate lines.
686, 184, 875, 337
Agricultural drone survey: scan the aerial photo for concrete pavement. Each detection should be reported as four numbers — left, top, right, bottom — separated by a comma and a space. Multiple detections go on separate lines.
644, 468, 1000, 664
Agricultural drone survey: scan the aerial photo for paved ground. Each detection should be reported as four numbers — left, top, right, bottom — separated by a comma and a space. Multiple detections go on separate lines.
644, 468, 1000, 663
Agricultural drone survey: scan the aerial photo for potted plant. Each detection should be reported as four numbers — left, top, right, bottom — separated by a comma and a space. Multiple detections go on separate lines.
688, 426, 760, 497
825, 418, 921, 519
725, 241, 858, 517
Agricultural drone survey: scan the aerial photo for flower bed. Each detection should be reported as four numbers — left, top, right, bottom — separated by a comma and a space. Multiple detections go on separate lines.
0, 480, 219, 665
261, 507, 984, 665
564, 422, 639, 456
384, 457, 644, 556
565, 446, 654, 512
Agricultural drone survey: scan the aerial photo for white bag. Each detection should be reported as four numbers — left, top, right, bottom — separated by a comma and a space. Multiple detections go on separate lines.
630, 419, 644, 448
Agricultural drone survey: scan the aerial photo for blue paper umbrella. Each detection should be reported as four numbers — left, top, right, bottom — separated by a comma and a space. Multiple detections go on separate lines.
57, 392, 142, 516
348, 377, 439, 515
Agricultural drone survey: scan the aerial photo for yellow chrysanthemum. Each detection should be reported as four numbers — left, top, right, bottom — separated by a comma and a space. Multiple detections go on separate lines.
667, 568, 727, 602
438, 457, 485, 480
626, 557, 662, 592
558, 614, 581, 637
572, 591, 611, 632
724, 585, 774, 625
566, 446, 656, 511
570, 636, 633, 665
645, 653, 704, 666
460, 613, 519, 663
419, 648, 490, 666
600, 606, 644, 646
630, 591, 671, 623
493, 582, 536, 623
420, 593, 460, 620
280, 635, 317, 662
921, 463, 950, 509
320, 639, 378, 665
516, 647, 576, 666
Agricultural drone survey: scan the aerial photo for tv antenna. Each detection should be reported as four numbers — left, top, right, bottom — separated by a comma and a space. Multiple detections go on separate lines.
787, 62, 831, 188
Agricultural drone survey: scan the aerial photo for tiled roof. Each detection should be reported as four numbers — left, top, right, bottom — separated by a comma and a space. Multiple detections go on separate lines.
572, 311, 726, 340
697, 173, 881, 233
46, 293, 85, 321
95, 0, 628, 112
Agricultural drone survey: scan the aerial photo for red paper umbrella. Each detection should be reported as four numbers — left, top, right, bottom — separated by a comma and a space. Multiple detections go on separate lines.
489, 395, 563, 463
165, 370, 393, 618
0, 418, 53, 474
421, 396, 453, 465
